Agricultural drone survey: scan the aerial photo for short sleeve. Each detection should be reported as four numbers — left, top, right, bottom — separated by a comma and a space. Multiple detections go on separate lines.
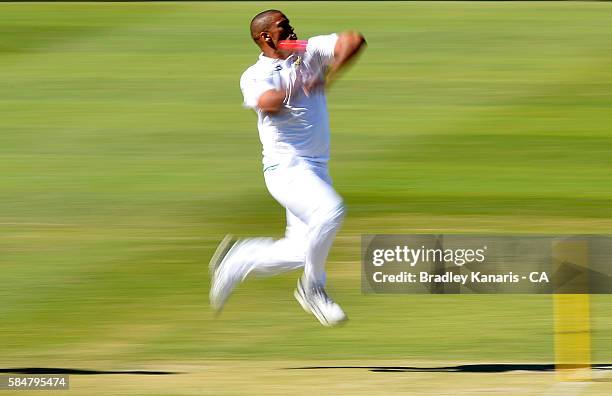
240, 67, 277, 109
306, 34, 338, 67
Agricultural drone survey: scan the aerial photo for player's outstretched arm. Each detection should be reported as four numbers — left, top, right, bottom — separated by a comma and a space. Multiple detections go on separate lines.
327, 31, 366, 83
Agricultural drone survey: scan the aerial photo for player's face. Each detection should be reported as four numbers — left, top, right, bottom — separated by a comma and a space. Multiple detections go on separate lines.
267, 13, 297, 45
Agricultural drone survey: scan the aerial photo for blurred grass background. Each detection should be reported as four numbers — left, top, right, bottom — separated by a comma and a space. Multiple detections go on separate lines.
1, 1, 612, 370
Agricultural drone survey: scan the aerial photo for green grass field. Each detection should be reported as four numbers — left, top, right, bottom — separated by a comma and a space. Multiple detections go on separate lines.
2, 2, 612, 394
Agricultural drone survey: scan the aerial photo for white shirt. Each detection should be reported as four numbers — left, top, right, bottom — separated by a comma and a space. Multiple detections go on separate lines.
240, 34, 338, 168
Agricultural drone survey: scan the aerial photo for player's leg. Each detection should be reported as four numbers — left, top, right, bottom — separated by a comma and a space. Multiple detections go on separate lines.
294, 162, 347, 325
210, 161, 346, 324
234, 208, 309, 277
237, 162, 341, 280
264, 161, 347, 325
285, 207, 309, 243
213, 162, 343, 286
209, 170, 310, 313
209, 232, 307, 313
298, 161, 345, 288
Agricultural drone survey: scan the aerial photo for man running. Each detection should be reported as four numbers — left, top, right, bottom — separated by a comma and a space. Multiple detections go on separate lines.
210, 9, 365, 326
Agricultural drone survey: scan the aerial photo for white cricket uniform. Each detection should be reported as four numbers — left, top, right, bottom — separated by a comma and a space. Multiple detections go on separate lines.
235, 34, 345, 287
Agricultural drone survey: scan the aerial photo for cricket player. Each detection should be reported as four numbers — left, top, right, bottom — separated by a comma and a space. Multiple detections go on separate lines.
209, 10, 365, 326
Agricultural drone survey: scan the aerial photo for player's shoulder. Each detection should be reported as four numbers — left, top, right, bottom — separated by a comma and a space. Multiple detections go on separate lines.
240, 57, 278, 86
240, 63, 259, 89
241, 58, 260, 75
242, 57, 271, 76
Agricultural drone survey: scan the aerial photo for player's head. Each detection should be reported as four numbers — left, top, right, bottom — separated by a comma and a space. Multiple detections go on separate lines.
250, 10, 297, 56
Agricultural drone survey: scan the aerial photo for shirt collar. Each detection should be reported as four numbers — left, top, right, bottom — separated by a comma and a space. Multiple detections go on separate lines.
258, 52, 296, 64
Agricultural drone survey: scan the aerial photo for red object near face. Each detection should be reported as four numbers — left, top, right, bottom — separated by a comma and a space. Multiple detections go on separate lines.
278, 40, 308, 52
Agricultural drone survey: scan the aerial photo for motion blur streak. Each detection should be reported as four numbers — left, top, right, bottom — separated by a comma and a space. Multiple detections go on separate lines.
1, 2, 612, 395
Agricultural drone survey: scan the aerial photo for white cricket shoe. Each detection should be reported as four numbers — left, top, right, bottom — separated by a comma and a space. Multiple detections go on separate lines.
294, 278, 348, 327
209, 235, 241, 314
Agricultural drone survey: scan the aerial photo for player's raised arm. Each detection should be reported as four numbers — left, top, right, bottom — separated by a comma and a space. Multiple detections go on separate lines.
327, 31, 366, 83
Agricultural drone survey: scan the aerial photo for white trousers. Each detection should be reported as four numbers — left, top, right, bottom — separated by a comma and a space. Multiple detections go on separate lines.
236, 157, 345, 287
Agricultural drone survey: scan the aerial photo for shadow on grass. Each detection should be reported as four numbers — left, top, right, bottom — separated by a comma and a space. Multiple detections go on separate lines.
0, 368, 178, 375
285, 363, 612, 373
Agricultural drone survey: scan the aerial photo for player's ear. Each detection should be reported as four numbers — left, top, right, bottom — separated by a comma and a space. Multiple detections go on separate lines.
261, 32, 272, 44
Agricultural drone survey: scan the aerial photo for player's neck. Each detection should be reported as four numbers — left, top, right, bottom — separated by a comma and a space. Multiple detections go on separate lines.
261, 48, 289, 60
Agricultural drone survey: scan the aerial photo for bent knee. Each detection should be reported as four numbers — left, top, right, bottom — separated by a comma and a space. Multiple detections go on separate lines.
329, 202, 346, 222
313, 202, 346, 229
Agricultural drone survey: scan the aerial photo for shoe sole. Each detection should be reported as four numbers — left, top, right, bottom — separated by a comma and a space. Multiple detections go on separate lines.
294, 287, 312, 313
209, 234, 235, 275
209, 235, 236, 316
294, 282, 348, 327
294, 288, 331, 326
